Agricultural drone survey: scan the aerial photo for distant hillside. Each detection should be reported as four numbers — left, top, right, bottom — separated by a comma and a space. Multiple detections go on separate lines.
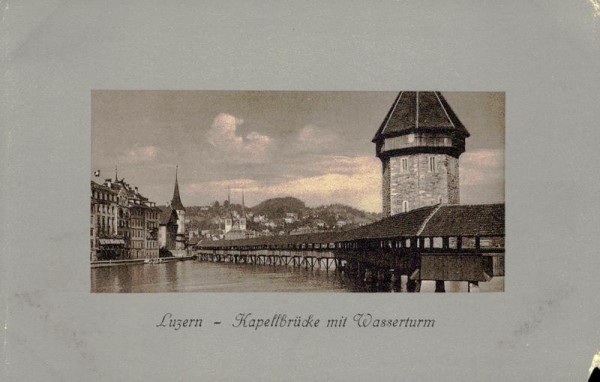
311, 203, 377, 226
184, 196, 381, 233
251, 197, 306, 218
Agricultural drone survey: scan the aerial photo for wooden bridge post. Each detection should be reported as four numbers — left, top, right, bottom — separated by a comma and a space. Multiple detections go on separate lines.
406, 278, 421, 293
468, 281, 480, 293
435, 280, 446, 293
363, 264, 375, 284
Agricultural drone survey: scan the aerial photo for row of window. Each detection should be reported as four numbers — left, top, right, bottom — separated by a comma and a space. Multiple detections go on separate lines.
92, 204, 117, 215
398, 156, 438, 173
91, 222, 155, 238
95, 215, 116, 227
94, 226, 116, 236
383, 134, 453, 152
92, 204, 158, 218
131, 229, 145, 238
93, 190, 117, 202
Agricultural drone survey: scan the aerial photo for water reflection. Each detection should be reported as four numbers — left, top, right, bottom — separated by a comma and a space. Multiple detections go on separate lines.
91, 260, 504, 293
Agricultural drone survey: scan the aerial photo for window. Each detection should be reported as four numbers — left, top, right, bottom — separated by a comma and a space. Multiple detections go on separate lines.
402, 201, 409, 212
400, 157, 408, 172
428, 156, 436, 172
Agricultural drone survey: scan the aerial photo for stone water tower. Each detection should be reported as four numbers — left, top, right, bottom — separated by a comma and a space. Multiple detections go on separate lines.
373, 91, 470, 217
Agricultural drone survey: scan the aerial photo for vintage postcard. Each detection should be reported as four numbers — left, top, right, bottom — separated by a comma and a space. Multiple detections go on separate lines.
3, 2, 599, 381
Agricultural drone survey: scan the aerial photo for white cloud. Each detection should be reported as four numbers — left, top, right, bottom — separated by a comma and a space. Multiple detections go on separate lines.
297, 124, 339, 147
119, 145, 158, 163
205, 113, 271, 163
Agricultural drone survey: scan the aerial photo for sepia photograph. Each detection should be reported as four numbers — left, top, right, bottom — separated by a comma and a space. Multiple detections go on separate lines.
91, 91, 505, 292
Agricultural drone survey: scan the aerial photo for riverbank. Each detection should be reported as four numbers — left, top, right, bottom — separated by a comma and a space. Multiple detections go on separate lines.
90, 255, 196, 268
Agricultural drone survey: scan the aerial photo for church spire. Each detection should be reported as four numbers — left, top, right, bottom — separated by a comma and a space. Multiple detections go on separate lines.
170, 165, 185, 211
115, 165, 118, 182
241, 189, 245, 216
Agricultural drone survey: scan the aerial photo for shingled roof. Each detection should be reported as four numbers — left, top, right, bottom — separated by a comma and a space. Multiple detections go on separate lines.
159, 206, 178, 225
340, 205, 439, 241
372, 91, 470, 142
197, 203, 504, 248
418, 204, 504, 237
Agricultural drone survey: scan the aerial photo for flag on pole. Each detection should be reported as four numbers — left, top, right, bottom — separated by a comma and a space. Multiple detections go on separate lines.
94, 170, 100, 177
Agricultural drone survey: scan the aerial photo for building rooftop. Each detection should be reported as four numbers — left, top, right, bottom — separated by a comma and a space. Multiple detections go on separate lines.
372, 91, 470, 142
158, 206, 177, 225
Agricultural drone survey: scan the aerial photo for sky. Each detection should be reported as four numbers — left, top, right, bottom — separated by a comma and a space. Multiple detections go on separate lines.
91, 91, 504, 212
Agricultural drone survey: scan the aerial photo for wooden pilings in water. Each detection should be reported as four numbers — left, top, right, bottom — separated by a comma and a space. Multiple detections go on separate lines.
195, 251, 337, 272
198, 250, 485, 293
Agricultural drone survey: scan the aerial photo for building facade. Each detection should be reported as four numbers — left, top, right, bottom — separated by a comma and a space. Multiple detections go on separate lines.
90, 174, 160, 261
90, 181, 125, 261
144, 206, 159, 258
373, 92, 470, 217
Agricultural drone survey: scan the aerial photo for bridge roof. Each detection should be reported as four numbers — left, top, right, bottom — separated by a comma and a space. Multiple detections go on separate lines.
197, 203, 504, 248
419, 204, 504, 237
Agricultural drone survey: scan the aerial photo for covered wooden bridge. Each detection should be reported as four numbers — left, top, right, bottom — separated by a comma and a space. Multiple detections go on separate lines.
195, 203, 504, 292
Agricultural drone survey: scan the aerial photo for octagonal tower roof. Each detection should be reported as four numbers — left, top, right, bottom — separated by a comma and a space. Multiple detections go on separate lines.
372, 91, 470, 142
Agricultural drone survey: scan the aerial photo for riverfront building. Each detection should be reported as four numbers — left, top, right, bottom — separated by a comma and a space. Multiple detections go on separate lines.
372, 92, 470, 217
90, 173, 160, 261
90, 181, 124, 261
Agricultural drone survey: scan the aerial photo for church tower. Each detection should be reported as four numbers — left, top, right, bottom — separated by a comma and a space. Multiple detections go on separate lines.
239, 190, 247, 231
373, 92, 470, 217
170, 166, 186, 249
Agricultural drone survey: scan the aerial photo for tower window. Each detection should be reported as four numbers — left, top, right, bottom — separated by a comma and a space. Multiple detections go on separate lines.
400, 158, 408, 172
428, 156, 436, 172
402, 201, 409, 212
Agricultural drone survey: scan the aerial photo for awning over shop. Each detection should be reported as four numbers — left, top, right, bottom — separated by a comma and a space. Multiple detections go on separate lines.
98, 238, 125, 245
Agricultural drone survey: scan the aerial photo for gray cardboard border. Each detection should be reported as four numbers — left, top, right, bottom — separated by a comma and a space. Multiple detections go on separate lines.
3, 1, 600, 381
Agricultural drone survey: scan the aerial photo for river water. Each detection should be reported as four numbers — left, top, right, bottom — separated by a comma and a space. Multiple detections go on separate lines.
91, 260, 504, 293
